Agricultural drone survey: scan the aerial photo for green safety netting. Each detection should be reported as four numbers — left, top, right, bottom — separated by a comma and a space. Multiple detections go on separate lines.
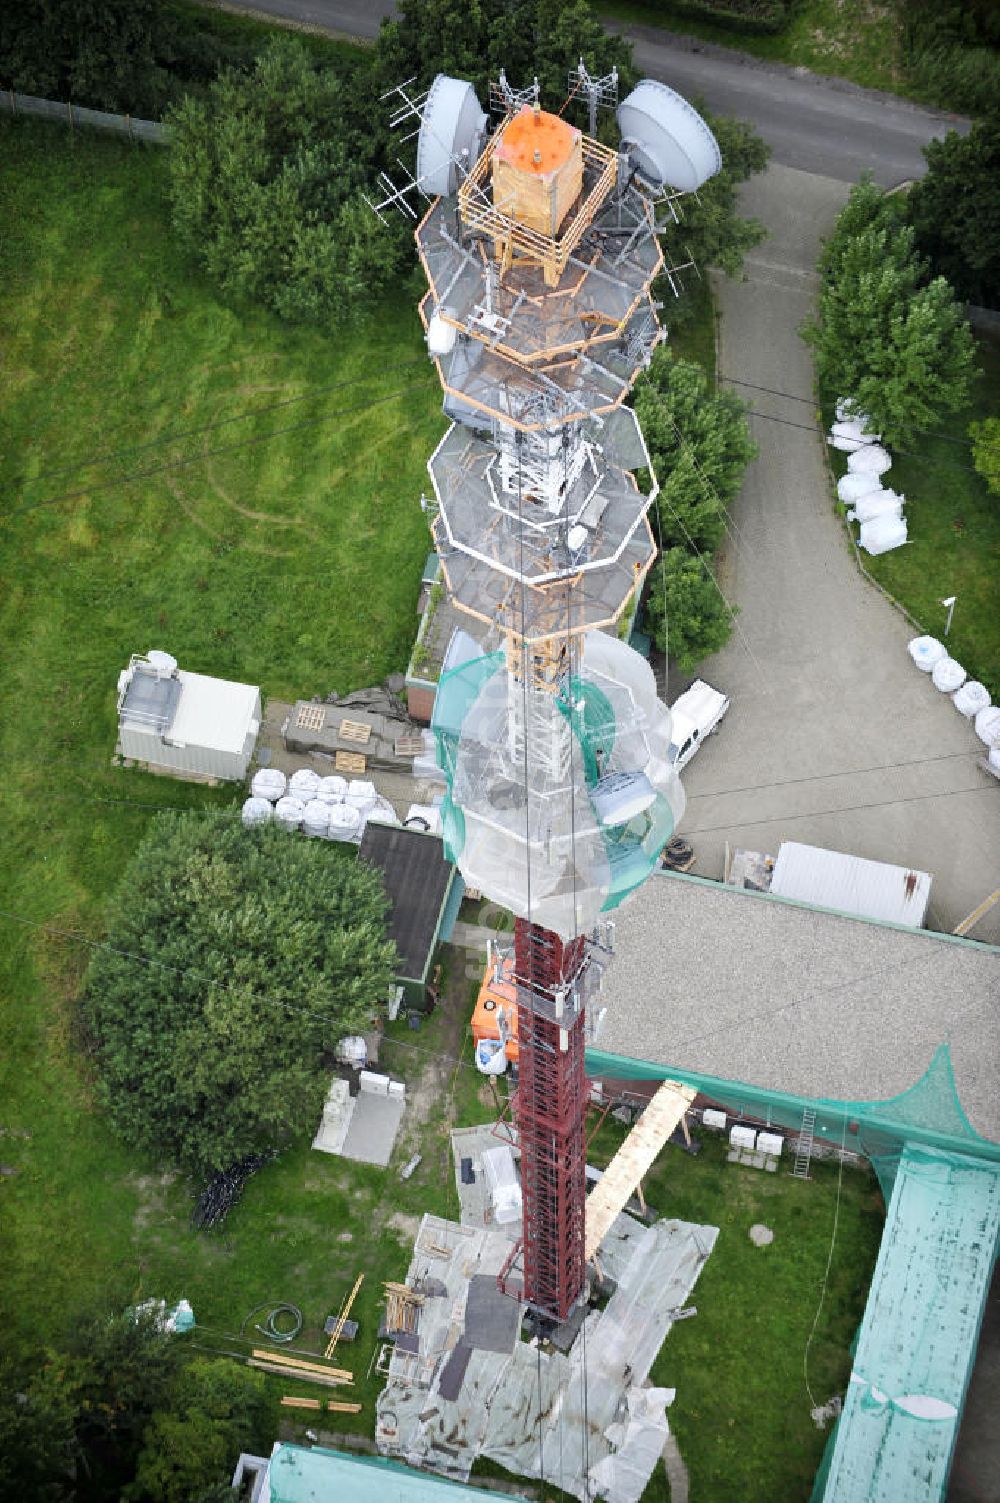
430, 650, 677, 913
584, 1043, 1000, 1201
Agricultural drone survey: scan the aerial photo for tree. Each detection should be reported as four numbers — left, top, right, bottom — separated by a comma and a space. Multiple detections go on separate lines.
372, 0, 634, 127
129, 1361, 267, 1503
806, 179, 976, 447
970, 417, 1000, 496
635, 353, 757, 552
167, 40, 404, 329
0, 0, 165, 111
908, 119, 1000, 309
644, 547, 734, 669
81, 814, 396, 1175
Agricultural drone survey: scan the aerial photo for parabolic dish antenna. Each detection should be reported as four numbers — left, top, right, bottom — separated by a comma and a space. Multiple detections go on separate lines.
617, 78, 721, 193
417, 74, 489, 197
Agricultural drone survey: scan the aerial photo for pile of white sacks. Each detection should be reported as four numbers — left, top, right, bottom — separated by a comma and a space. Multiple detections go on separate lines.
829, 399, 907, 556
241, 767, 400, 842
908, 636, 1000, 772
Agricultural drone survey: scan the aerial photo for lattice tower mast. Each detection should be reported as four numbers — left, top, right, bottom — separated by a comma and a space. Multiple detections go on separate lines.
372, 68, 721, 1322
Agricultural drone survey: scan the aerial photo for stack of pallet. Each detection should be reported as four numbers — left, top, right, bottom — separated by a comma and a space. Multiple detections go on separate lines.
383, 1281, 423, 1336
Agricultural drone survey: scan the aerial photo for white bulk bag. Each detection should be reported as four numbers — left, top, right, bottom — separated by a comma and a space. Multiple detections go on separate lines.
908, 636, 946, 672
345, 780, 377, 814
289, 768, 320, 802
241, 796, 273, 828
859, 513, 907, 554
251, 767, 286, 802
838, 472, 883, 504
852, 489, 904, 525
952, 681, 990, 718
327, 804, 361, 841
829, 419, 866, 453
302, 799, 331, 838
316, 775, 347, 805
974, 705, 1000, 747
274, 795, 305, 831
847, 444, 891, 476
931, 657, 966, 693
990, 744, 1000, 773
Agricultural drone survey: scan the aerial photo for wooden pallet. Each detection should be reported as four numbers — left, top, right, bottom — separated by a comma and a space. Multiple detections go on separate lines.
295, 703, 327, 732
335, 750, 366, 773
338, 719, 372, 745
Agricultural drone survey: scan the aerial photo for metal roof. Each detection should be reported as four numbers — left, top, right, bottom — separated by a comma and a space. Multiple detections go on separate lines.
167, 670, 259, 755
815, 1146, 1000, 1503
359, 824, 454, 982
770, 841, 931, 928
263, 1444, 528, 1503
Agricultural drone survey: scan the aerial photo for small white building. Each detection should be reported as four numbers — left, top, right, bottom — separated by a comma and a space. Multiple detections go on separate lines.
117, 651, 261, 783
769, 841, 931, 928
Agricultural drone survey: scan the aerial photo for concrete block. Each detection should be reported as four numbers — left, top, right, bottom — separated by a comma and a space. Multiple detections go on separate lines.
702, 1108, 727, 1131
730, 1124, 757, 1151
359, 1070, 390, 1096
388, 1080, 406, 1099
758, 1131, 784, 1157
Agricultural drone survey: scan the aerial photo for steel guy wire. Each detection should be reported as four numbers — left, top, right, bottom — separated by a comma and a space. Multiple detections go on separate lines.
718, 370, 1000, 457
0, 379, 432, 524
0, 748, 989, 829
679, 779, 996, 838
8, 357, 429, 493
727, 403, 989, 478
0, 906, 967, 1096
802, 1115, 847, 1413
654, 484, 768, 688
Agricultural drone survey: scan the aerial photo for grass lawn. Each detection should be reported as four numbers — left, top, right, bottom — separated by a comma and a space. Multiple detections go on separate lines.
587, 1119, 885, 1503
829, 335, 1000, 701
667, 277, 718, 387
0, 116, 446, 1406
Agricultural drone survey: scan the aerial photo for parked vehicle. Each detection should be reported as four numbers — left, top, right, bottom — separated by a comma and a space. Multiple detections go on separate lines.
667, 680, 730, 770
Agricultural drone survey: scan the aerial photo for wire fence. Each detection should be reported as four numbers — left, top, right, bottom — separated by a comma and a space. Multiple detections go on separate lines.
1, 88, 168, 144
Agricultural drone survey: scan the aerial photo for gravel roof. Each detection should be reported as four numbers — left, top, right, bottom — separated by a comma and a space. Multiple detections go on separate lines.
596, 873, 1000, 1143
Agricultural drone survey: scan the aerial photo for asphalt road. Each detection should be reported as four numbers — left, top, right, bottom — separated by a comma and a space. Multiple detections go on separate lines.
220, 1, 967, 182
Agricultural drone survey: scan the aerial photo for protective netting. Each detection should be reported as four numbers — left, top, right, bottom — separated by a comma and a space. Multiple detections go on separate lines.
430, 634, 685, 936
585, 1043, 1000, 1202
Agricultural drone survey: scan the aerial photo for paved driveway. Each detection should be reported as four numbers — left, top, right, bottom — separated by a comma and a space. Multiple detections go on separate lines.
675, 163, 1000, 940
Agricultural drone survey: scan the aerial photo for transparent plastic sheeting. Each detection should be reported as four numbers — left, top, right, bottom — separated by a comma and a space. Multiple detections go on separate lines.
584, 1043, 1000, 1202
431, 632, 685, 939
810, 1145, 1000, 1503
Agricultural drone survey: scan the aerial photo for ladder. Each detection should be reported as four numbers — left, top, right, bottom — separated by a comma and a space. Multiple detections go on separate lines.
792, 1108, 817, 1180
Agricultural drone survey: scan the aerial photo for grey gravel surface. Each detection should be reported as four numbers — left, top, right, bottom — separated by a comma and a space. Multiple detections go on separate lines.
595, 872, 1000, 1142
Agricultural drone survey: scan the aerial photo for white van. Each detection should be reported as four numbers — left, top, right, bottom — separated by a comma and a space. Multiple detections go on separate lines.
667, 680, 730, 770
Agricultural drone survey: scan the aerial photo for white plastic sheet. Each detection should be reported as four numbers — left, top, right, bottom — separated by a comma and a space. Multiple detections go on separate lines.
952, 681, 991, 718
931, 657, 966, 694
908, 637, 946, 673
859, 513, 907, 555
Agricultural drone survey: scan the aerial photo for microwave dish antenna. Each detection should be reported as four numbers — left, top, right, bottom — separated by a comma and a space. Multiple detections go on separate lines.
417, 74, 489, 197
617, 78, 721, 193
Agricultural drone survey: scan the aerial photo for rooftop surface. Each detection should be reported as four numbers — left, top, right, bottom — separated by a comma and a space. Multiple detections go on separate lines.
359, 824, 454, 981
595, 872, 1000, 1143
169, 670, 259, 754
263, 1444, 529, 1503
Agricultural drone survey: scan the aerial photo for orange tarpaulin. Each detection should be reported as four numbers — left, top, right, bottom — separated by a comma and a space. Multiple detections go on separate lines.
471, 953, 519, 1064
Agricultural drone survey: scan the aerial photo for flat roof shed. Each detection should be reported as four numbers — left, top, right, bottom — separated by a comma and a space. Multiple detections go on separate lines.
359, 824, 460, 1003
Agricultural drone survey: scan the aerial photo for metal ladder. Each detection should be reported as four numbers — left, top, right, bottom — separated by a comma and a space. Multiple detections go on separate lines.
792, 1107, 817, 1179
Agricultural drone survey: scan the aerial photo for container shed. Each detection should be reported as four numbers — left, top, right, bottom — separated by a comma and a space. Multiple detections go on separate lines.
117, 651, 261, 783
769, 841, 931, 928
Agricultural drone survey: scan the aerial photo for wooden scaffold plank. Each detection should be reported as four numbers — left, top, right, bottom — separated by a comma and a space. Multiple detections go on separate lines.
584, 1079, 697, 1262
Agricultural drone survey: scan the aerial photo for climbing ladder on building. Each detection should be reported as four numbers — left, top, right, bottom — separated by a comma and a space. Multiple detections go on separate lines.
792, 1107, 817, 1180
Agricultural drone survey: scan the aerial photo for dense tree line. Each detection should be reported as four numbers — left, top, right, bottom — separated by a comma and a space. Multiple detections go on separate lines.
805, 177, 976, 449
0, 1308, 266, 1502
636, 351, 756, 668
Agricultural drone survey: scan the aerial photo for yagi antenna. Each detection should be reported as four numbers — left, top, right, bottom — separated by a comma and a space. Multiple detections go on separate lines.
568, 58, 619, 137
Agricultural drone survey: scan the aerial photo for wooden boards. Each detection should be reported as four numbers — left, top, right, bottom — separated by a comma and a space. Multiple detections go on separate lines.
584, 1079, 697, 1262
325, 1273, 364, 1360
